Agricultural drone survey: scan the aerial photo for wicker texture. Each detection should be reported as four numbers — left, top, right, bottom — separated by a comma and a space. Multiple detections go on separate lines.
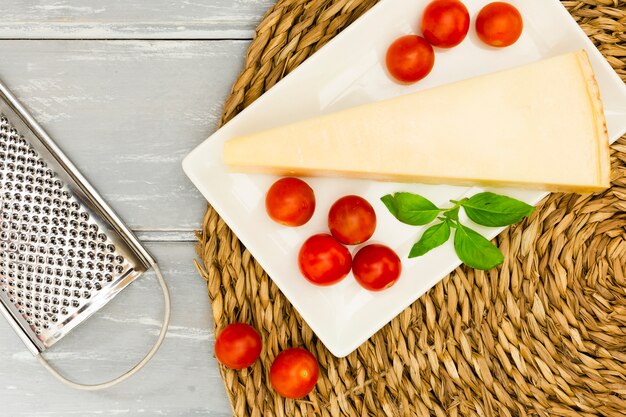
195, 1, 626, 416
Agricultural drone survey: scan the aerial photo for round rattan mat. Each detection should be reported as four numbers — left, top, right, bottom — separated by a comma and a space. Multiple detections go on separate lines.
195, 1, 626, 416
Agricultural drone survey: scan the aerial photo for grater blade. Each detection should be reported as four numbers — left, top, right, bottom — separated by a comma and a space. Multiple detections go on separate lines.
0, 79, 155, 355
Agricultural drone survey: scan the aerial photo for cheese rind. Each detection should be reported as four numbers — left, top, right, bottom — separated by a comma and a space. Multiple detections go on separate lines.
223, 51, 610, 193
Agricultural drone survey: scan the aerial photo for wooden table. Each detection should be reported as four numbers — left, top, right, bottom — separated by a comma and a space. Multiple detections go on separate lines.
0, 1, 273, 415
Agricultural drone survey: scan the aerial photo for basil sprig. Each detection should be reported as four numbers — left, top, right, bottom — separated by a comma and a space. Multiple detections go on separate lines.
381, 192, 534, 270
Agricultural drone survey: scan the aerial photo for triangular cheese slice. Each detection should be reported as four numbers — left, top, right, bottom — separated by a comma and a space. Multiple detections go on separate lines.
224, 51, 610, 193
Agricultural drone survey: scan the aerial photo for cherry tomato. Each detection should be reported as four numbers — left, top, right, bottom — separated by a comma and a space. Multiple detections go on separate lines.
265, 177, 315, 227
328, 195, 376, 245
270, 348, 319, 399
298, 234, 352, 286
386, 35, 435, 84
421, 0, 470, 48
475, 2, 523, 48
214, 323, 262, 369
353, 244, 402, 291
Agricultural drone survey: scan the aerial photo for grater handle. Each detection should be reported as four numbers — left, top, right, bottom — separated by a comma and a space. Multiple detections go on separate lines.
35, 263, 171, 391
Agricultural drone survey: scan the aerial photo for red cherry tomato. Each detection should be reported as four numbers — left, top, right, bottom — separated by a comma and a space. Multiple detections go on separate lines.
353, 244, 402, 291
421, 0, 470, 48
475, 2, 523, 48
270, 348, 319, 399
214, 323, 262, 369
265, 177, 315, 227
386, 35, 435, 84
328, 195, 376, 245
298, 234, 352, 286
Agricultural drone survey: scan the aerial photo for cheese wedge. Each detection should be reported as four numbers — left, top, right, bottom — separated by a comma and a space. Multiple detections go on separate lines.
224, 51, 610, 193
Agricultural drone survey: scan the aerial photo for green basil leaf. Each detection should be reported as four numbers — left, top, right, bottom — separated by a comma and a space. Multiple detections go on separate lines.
409, 222, 451, 258
453, 224, 504, 270
460, 192, 535, 227
443, 206, 460, 221
380, 192, 440, 226
380, 194, 398, 218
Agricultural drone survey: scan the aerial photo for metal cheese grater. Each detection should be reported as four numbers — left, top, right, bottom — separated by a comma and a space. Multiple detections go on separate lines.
0, 79, 170, 390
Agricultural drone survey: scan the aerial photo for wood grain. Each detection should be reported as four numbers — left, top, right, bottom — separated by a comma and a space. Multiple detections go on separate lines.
0, 0, 274, 39
0, 39, 247, 231
0, 4, 257, 411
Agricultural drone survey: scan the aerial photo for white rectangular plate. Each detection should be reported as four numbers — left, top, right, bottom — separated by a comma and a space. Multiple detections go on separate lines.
184, 0, 626, 357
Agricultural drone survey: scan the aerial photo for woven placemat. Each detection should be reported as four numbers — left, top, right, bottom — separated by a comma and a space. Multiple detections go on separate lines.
195, 1, 626, 416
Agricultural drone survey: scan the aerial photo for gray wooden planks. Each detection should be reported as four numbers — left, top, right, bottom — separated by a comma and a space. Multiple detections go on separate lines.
0, 0, 274, 39
0, 39, 248, 232
0, 1, 267, 414
0, 242, 232, 417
